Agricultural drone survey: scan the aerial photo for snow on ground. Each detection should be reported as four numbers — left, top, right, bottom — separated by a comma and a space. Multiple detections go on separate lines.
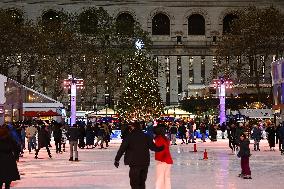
11, 139, 284, 189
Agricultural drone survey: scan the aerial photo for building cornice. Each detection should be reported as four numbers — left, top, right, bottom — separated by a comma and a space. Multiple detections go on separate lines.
0, 0, 281, 7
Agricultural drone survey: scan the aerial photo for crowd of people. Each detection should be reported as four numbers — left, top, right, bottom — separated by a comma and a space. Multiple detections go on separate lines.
146, 119, 284, 156
226, 121, 284, 155
4, 119, 278, 161
1, 118, 284, 188
0, 120, 115, 159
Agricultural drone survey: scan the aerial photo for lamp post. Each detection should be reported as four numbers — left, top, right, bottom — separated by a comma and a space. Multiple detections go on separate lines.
213, 77, 233, 125
64, 75, 84, 126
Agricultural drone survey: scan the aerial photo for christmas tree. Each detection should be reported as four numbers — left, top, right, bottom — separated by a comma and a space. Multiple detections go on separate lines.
117, 54, 164, 120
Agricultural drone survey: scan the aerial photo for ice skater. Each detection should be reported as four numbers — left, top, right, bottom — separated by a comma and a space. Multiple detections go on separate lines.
26, 124, 37, 153
220, 122, 226, 139
278, 123, 284, 155
35, 125, 52, 159
227, 123, 237, 154
178, 123, 187, 144
61, 126, 67, 152
154, 125, 173, 189
237, 133, 252, 179
266, 124, 276, 151
67, 124, 80, 161
114, 121, 164, 189
169, 123, 177, 145
85, 124, 95, 149
251, 125, 262, 151
53, 124, 62, 153
199, 122, 207, 142
0, 127, 20, 189
94, 123, 106, 149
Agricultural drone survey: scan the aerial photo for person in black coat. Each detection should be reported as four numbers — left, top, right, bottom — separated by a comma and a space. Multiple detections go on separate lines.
266, 124, 276, 151
53, 124, 62, 153
178, 123, 187, 144
276, 124, 281, 151
94, 124, 107, 149
114, 121, 164, 189
199, 122, 207, 142
93, 123, 100, 139
85, 124, 94, 149
251, 125, 262, 151
0, 127, 20, 189
209, 124, 217, 142
35, 125, 52, 159
169, 123, 178, 145
227, 123, 237, 153
278, 124, 284, 155
67, 124, 80, 161
78, 125, 86, 149
237, 133, 252, 179
220, 122, 226, 139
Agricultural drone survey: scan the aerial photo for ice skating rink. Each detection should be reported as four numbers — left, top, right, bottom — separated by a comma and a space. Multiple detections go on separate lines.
13, 139, 284, 189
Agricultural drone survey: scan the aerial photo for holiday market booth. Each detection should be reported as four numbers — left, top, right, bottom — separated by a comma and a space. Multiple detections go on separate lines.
87, 108, 117, 117
0, 74, 63, 125
163, 106, 193, 118
87, 108, 119, 123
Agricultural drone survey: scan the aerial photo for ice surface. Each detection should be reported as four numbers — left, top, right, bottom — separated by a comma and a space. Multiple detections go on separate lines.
11, 139, 284, 189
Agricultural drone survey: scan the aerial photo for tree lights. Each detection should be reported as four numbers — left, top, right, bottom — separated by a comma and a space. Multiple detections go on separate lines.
117, 55, 164, 121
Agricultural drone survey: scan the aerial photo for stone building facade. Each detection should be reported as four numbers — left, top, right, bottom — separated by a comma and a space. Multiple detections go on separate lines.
1, 0, 283, 107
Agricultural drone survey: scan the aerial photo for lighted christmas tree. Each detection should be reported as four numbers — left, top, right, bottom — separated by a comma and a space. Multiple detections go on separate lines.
117, 54, 164, 120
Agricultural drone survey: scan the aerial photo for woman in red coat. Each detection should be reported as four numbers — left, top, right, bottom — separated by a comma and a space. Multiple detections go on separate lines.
154, 125, 173, 189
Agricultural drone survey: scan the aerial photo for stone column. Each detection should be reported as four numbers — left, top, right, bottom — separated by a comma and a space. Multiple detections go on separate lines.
181, 56, 189, 92
205, 56, 213, 85
157, 56, 167, 103
193, 56, 202, 84
170, 56, 178, 104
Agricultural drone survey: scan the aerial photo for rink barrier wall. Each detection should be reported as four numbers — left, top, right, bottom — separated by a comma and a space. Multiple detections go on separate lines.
110, 130, 228, 140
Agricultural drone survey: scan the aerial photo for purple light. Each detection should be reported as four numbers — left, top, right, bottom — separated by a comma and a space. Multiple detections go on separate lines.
70, 83, 77, 126
64, 77, 84, 126
219, 83, 226, 125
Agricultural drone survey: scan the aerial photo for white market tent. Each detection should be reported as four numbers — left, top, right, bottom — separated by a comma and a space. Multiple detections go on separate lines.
87, 107, 193, 118
87, 108, 117, 117
163, 106, 192, 118
238, 109, 274, 119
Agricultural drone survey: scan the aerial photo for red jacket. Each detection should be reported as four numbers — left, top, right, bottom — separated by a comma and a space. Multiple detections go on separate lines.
155, 135, 173, 164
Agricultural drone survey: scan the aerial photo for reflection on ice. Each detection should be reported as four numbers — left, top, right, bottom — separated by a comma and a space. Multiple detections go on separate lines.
13, 140, 284, 189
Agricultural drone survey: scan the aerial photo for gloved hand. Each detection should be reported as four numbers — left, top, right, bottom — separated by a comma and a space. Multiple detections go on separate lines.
114, 161, 119, 168
237, 152, 241, 158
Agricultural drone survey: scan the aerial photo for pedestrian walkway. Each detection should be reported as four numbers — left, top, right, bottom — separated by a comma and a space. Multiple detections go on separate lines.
13, 139, 284, 189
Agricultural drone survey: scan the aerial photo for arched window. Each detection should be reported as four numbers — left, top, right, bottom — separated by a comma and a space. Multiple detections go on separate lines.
6, 9, 23, 24
116, 13, 135, 36
188, 14, 205, 35
42, 10, 62, 31
79, 9, 98, 34
223, 14, 239, 34
152, 13, 170, 35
